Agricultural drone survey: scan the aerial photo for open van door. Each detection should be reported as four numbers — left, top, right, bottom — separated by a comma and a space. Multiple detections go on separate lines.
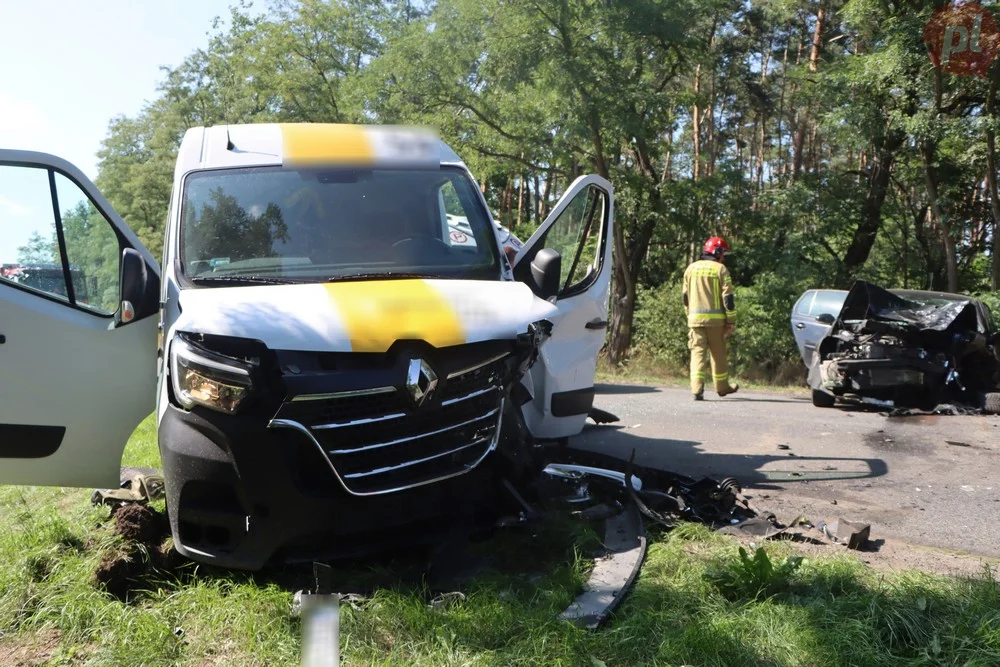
0, 150, 159, 488
511, 174, 613, 439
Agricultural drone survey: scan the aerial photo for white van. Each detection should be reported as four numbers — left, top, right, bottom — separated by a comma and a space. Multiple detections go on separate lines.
0, 123, 613, 570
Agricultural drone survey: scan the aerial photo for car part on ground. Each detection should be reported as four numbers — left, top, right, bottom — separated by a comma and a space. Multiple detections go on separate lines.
535, 448, 752, 528
587, 407, 620, 424
91, 469, 165, 509
817, 518, 871, 550
99, 440, 874, 634
558, 501, 646, 630
719, 513, 873, 551
809, 280, 1000, 412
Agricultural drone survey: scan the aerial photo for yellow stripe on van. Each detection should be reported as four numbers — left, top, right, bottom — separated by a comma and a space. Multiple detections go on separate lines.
279, 123, 375, 166
324, 280, 465, 353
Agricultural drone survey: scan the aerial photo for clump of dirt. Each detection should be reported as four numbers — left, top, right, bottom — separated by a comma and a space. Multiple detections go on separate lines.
112, 503, 167, 544
26, 554, 53, 583
95, 545, 149, 601
92, 503, 174, 602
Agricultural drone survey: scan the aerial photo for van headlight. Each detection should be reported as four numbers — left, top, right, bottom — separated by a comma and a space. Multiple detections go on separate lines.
169, 335, 253, 414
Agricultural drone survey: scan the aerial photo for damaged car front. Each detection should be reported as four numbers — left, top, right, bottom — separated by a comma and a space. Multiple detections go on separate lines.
808, 280, 1000, 412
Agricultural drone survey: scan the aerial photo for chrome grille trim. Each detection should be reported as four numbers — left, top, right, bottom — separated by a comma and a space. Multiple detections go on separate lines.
267, 398, 505, 497
327, 405, 499, 454
270, 348, 509, 496
342, 438, 491, 479
312, 410, 407, 431
446, 352, 510, 379
440, 385, 497, 407
310, 385, 496, 430
290, 386, 396, 402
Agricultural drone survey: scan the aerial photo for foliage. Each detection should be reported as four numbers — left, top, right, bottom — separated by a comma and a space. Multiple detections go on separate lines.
631, 281, 690, 372
706, 545, 805, 600
71, 0, 1000, 379
15, 231, 53, 265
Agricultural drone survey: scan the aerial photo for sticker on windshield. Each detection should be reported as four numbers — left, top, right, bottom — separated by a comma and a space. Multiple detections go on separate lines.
446, 214, 477, 247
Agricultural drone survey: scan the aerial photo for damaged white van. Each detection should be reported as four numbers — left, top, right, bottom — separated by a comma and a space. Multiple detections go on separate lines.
0, 123, 613, 570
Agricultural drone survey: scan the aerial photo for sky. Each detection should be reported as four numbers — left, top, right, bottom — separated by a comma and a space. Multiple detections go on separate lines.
1, 0, 244, 262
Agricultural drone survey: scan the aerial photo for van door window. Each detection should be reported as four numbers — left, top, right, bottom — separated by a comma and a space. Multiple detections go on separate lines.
54, 173, 121, 315
528, 184, 608, 297
0, 164, 121, 315
0, 165, 69, 302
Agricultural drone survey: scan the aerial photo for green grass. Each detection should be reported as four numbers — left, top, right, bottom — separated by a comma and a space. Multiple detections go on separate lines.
3, 416, 1000, 665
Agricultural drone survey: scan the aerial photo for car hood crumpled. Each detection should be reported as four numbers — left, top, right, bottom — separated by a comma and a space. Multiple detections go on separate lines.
834, 280, 979, 334
172, 278, 558, 353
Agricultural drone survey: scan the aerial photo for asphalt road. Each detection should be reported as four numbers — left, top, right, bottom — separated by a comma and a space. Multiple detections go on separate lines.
574, 383, 1000, 559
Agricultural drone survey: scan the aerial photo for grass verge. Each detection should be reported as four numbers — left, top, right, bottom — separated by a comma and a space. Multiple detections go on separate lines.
3, 415, 999, 665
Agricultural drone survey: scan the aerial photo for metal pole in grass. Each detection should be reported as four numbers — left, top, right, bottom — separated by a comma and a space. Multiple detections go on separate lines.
300, 592, 340, 667
299, 562, 340, 667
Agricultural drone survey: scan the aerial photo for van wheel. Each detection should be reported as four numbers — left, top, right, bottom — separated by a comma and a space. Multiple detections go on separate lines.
984, 393, 1000, 415
812, 388, 836, 408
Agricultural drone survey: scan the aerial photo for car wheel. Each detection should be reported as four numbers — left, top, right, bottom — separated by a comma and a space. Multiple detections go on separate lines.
984, 392, 1000, 415
812, 388, 836, 408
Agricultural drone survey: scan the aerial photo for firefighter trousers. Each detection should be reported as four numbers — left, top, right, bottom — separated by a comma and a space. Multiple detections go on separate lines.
688, 326, 735, 395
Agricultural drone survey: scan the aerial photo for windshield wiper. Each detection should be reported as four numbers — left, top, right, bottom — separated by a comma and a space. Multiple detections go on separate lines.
191, 275, 306, 286
323, 272, 446, 282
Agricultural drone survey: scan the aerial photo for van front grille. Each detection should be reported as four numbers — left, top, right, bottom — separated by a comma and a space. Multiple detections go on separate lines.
270, 353, 507, 495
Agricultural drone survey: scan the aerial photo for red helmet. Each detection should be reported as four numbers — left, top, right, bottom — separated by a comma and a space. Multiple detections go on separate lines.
703, 236, 730, 257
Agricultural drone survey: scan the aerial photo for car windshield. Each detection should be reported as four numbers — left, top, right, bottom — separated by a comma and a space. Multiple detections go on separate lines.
179, 165, 500, 282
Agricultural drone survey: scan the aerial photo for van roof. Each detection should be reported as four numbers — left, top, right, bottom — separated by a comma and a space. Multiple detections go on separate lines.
175, 123, 464, 175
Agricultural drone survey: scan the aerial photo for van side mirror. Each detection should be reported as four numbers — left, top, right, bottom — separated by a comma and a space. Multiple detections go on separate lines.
117, 248, 158, 327
530, 248, 561, 301
816, 313, 836, 325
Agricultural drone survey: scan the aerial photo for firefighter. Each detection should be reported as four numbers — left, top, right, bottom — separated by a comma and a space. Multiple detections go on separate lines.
683, 236, 739, 400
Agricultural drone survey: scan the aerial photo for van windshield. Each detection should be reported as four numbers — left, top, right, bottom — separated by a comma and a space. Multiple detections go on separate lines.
179, 166, 500, 282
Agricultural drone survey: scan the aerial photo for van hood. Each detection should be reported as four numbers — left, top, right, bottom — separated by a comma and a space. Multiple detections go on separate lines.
173, 278, 559, 353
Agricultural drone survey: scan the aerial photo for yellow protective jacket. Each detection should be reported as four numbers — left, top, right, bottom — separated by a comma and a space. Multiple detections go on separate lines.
683, 258, 736, 328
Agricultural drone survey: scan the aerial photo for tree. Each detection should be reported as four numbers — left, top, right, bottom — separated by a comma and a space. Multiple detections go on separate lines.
16, 231, 57, 265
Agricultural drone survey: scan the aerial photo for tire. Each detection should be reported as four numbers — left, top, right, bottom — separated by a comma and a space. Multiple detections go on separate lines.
812, 388, 836, 408
984, 392, 1000, 415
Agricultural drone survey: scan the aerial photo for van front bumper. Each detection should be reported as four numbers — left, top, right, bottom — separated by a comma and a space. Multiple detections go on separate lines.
158, 403, 508, 571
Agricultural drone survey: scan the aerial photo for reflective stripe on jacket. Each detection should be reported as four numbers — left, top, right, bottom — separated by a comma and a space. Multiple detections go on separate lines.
683, 259, 736, 328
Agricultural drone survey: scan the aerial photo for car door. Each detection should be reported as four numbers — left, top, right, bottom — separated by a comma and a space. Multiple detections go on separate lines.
0, 150, 160, 489
794, 289, 847, 368
791, 290, 817, 365
510, 174, 613, 439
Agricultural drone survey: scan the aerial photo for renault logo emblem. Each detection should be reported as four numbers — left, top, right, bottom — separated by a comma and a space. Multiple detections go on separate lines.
405, 358, 438, 406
